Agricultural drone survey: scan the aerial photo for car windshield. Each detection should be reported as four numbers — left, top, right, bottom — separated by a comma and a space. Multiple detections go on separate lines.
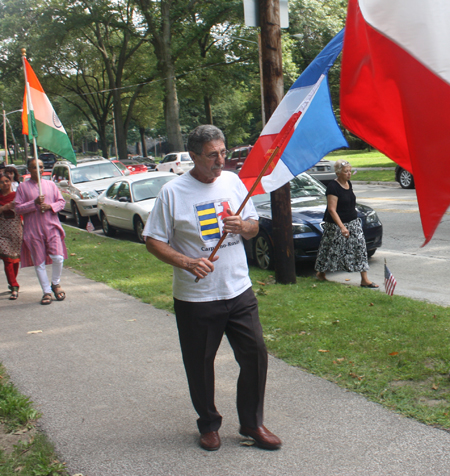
132, 175, 176, 202
135, 157, 155, 164
251, 173, 326, 206
289, 174, 326, 198
71, 162, 122, 184
113, 161, 126, 172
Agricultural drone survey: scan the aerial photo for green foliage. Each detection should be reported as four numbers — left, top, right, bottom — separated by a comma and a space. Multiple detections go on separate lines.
0, 0, 349, 155
0, 365, 67, 475
0, 435, 68, 476
0, 369, 40, 432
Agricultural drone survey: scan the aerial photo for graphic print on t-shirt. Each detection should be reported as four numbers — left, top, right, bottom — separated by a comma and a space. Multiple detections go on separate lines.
196, 200, 231, 241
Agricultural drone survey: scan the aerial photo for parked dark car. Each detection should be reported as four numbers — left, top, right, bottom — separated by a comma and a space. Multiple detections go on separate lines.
395, 165, 415, 189
224, 145, 253, 171
244, 173, 383, 269
38, 152, 58, 170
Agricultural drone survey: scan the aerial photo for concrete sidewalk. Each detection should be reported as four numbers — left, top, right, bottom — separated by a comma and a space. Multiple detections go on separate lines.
1, 267, 450, 476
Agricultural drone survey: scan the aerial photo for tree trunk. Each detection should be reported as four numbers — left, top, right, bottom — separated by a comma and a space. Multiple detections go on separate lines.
140, 127, 147, 156
204, 95, 213, 124
98, 123, 108, 159
113, 99, 128, 160
160, 1, 184, 152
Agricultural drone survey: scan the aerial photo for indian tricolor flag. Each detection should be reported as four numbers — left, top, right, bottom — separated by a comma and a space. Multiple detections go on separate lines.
341, 0, 450, 244
22, 57, 76, 165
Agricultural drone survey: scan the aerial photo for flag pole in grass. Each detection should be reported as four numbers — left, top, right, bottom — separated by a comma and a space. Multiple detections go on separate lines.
194, 112, 301, 283
21, 48, 77, 195
384, 258, 397, 297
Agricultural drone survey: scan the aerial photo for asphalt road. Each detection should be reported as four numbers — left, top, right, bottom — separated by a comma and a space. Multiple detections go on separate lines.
327, 182, 450, 307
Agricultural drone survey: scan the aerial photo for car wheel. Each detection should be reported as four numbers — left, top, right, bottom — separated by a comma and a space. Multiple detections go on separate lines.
58, 212, 66, 222
101, 212, 116, 237
367, 249, 376, 258
398, 168, 415, 189
170, 168, 174, 173
71, 202, 88, 228
134, 216, 145, 243
253, 232, 274, 270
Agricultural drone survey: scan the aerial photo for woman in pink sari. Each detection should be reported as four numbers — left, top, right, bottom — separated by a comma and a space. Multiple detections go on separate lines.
0, 174, 23, 300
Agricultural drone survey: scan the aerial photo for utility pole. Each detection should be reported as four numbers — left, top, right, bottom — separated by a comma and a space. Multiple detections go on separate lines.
259, 0, 296, 284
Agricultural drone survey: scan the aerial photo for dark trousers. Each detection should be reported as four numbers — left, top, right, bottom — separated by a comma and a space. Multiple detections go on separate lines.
174, 287, 268, 434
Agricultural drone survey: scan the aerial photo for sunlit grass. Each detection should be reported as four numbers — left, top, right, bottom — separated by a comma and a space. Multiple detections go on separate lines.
351, 169, 396, 182
327, 149, 395, 168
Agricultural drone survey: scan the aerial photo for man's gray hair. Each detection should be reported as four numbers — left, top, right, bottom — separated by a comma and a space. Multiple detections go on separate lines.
187, 125, 225, 155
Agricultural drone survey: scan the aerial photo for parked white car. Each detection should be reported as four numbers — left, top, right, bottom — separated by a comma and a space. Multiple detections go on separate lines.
97, 171, 177, 242
52, 157, 124, 228
155, 152, 194, 174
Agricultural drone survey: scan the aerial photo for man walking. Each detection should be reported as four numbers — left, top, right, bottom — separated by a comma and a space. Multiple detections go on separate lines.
15, 158, 67, 304
143, 125, 281, 451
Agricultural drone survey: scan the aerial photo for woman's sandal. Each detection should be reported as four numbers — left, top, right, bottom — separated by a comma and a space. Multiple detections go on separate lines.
41, 293, 52, 305
51, 283, 66, 301
360, 282, 379, 288
9, 288, 19, 300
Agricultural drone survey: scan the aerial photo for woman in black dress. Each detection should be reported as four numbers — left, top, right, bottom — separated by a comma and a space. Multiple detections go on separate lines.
315, 159, 378, 288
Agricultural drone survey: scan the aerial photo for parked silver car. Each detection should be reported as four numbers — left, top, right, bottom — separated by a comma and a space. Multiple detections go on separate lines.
155, 152, 194, 174
52, 157, 123, 228
305, 159, 336, 185
97, 171, 177, 242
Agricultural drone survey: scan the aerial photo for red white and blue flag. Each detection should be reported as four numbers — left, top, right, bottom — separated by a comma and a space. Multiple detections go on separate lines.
341, 0, 450, 245
239, 30, 348, 195
384, 264, 397, 296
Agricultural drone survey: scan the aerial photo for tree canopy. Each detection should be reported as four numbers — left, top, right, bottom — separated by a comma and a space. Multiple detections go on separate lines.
0, 0, 349, 156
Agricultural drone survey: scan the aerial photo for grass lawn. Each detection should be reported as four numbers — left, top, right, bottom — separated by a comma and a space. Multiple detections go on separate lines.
0, 364, 68, 475
351, 169, 396, 183
327, 149, 395, 168
63, 227, 450, 430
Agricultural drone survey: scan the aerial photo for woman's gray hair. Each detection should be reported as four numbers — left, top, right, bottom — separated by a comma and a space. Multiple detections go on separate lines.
334, 159, 351, 174
187, 125, 225, 155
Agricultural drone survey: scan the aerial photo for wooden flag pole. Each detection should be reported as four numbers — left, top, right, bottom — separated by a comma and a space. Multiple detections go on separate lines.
195, 145, 280, 282
21, 48, 42, 196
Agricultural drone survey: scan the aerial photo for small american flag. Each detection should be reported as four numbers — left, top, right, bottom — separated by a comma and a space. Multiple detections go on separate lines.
384, 263, 397, 296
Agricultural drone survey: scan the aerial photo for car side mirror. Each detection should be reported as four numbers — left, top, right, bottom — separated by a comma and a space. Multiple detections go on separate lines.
118, 196, 130, 203
123, 169, 131, 176
58, 180, 69, 187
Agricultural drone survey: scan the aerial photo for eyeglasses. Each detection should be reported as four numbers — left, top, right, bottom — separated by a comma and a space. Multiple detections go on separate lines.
201, 150, 228, 161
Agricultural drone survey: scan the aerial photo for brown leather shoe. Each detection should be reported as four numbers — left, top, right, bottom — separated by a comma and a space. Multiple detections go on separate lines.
239, 425, 282, 450
199, 431, 221, 451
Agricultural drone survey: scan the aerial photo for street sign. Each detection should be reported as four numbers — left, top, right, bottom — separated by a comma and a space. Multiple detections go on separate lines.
243, 0, 289, 28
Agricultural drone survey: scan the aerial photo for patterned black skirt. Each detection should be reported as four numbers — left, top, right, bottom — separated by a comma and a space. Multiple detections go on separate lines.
315, 218, 369, 273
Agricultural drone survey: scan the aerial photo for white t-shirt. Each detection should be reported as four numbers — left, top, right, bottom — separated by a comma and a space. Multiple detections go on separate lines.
143, 171, 258, 302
